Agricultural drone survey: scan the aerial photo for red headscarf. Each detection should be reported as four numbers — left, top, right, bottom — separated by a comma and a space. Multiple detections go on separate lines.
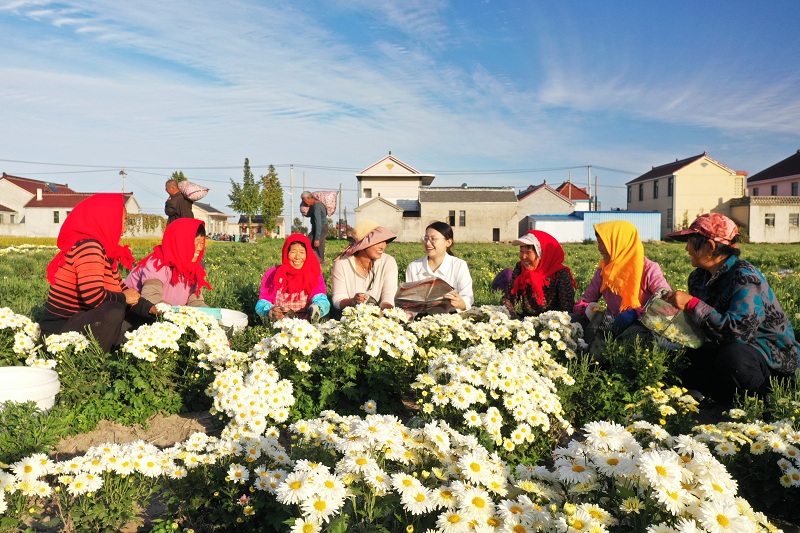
511, 230, 576, 305
274, 233, 320, 295
137, 218, 211, 296
46, 193, 134, 284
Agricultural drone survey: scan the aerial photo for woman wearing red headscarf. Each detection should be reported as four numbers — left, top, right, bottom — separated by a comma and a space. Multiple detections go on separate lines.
40, 193, 141, 352
125, 219, 211, 312
501, 230, 576, 318
255, 234, 330, 321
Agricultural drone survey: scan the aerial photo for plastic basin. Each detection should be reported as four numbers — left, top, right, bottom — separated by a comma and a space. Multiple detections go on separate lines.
0, 367, 61, 410
219, 309, 248, 333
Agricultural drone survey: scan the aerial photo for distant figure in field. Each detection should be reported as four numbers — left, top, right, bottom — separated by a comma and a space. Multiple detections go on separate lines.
164, 179, 194, 225
301, 191, 328, 263
500, 230, 576, 318
39, 194, 142, 352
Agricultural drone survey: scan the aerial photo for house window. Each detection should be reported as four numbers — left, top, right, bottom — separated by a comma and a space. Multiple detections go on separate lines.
9, 215, 14, 223
53, 211, 60, 223
771, 184, 778, 196
363, 188, 372, 199
627, 186, 631, 203
448, 210, 456, 226
492, 228, 500, 242
0, 214, 3, 224
753, 187, 759, 196
638, 184, 643, 201
667, 176, 674, 197
653, 180, 659, 199
459, 210, 466, 227
765, 213, 776, 227
666, 209, 673, 231
792, 182, 798, 196
790, 213, 800, 227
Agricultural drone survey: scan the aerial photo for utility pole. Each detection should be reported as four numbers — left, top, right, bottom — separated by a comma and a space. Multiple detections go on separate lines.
290, 164, 294, 230
587, 166, 592, 211
338, 182, 343, 238
119, 168, 127, 193
594, 175, 599, 211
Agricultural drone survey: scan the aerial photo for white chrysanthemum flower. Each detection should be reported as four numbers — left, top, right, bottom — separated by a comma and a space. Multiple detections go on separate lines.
638, 450, 683, 491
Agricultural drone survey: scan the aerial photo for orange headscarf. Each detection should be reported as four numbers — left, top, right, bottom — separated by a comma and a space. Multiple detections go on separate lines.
136, 218, 211, 296
594, 220, 644, 311
46, 194, 134, 284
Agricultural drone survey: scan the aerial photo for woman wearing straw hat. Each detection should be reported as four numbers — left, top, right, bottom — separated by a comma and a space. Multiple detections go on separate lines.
664, 213, 799, 405
331, 220, 399, 313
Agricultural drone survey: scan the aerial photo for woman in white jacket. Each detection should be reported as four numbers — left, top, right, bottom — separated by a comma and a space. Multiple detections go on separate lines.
405, 221, 473, 311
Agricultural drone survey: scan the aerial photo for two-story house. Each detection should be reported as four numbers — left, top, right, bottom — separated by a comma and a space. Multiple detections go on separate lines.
625, 153, 747, 238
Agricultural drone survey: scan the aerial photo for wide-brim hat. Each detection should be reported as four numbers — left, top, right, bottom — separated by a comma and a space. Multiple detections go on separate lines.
343, 220, 396, 257
666, 212, 739, 247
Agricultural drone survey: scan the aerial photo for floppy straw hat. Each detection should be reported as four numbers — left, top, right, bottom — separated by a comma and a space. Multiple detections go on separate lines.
343, 220, 397, 257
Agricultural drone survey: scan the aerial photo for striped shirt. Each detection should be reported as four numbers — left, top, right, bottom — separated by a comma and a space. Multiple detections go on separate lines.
43, 239, 127, 320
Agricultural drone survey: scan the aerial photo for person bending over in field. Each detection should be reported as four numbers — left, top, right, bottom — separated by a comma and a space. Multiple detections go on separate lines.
124, 218, 212, 327
501, 230, 576, 318
573, 220, 670, 343
663, 213, 800, 406
331, 220, 398, 317
255, 234, 330, 322
39, 194, 144, 353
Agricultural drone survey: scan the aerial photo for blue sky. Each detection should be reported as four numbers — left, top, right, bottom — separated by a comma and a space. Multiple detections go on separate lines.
2, 0, 800, 222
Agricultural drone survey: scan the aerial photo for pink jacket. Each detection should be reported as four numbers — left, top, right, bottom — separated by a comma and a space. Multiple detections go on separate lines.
573, 257, 670, 318
258, 265, 327, 304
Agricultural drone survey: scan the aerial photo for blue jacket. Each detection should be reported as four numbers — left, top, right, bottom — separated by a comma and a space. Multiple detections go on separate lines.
688, 255, 800, 373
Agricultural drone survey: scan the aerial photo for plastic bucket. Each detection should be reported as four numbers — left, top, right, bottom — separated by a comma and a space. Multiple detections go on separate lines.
219, 309, 248, 333
0, 367, 61, 410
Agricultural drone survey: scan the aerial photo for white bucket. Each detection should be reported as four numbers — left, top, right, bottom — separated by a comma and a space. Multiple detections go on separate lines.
0, 367, 61, 410
219, 309, 248, 333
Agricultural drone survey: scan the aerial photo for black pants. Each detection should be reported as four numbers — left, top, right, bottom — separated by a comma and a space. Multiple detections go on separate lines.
41, 301, 127, 353
680, 342, 772, 406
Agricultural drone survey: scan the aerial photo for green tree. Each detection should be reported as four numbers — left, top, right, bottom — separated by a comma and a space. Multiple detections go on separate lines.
228, 158, 262, 240
170, 171, 188, 183
291, 217, 308, 234
259, 165, 284, 236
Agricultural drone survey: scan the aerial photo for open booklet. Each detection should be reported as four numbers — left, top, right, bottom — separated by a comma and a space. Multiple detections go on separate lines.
394, 277, 456, 314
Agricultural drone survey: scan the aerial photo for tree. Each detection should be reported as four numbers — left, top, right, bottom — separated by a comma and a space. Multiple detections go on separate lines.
228, 158, 262, 240
292, 217, 308, 234
259, 165, 284, 236
171, 171, 188, 183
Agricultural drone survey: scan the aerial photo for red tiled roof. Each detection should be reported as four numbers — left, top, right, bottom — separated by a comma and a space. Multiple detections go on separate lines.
1, 173, 76, 195
24, 192, 133, 209
747, 150, 800, 184
0, 203, 16, 213
517, 182, 575, 205
554, 181, 591, 200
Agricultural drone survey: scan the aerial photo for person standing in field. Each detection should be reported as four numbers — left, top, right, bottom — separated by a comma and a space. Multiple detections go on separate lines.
164, 179, 194, 225
301, 191, 328, 263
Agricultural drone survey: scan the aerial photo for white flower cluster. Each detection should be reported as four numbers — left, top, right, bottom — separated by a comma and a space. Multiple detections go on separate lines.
693, 419, 800, 487
414, 340, 573, 452
318, 305, 421, 362
0, 244, 57, 256
0, 307, 41, 358
253, 317, 323, 359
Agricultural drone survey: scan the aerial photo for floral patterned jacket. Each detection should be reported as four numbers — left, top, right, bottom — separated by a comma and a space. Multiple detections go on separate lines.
688, 255, 800, 374
501, 263, 575, 318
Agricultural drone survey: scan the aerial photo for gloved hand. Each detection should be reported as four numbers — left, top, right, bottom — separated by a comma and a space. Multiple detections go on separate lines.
610, 309, 638, 336
585, 302, 602, 320
308, 305, 321, 323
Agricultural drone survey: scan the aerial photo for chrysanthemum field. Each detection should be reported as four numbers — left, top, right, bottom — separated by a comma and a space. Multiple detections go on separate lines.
1, 238, 800, 532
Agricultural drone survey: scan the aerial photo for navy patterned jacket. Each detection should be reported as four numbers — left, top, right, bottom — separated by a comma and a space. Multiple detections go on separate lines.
688, 255, 800, 374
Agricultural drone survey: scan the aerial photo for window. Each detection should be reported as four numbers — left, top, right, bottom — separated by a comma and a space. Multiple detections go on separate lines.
765, 213, 776, 227
448, 210, 456, 226
790, 213, 800, 227
459, 210, 466, 227
10, 214, 15, 224
492, 228, 500, 242
53, 211, 60, 223
793, 182, 798, 196
753, 187, 759, 196
666, 209, 673, 231
638, 184, 643, 201
363, 188, 372, 199
653, 180, 659, 199
771, 184, 778, 196
627, 186, 631, 203
667, 176, 674, 197
0, 214, 3, 224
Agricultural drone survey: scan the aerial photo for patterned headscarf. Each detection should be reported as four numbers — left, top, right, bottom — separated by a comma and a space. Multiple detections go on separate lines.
594, 220, 645, 311
511, 230, 576, 304
136, 218, 211, 296
46, 193, 134, 284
